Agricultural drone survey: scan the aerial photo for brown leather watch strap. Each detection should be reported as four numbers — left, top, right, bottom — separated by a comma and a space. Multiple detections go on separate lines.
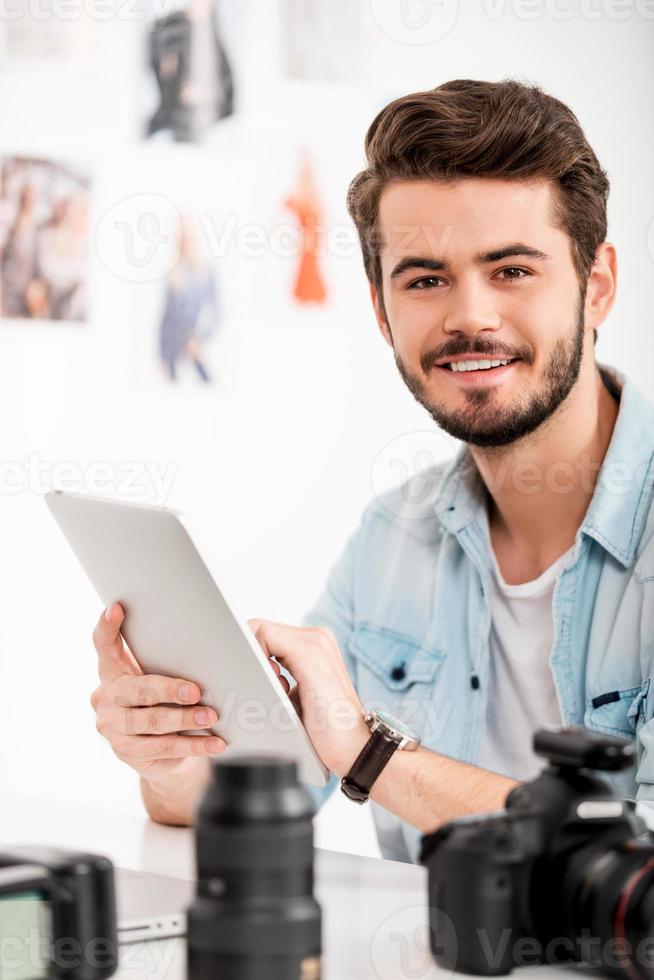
340, 728, 399, 804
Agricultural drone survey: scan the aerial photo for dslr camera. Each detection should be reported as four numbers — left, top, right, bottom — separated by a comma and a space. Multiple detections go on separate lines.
421, 727, 654, 978
0, 844, 118, 980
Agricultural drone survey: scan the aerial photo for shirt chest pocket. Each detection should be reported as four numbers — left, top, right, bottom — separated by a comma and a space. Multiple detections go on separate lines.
348, 625, 445, 713
583, 679, 650, 739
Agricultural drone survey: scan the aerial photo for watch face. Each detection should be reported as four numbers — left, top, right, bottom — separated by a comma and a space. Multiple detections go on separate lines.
369, 709, 417, 742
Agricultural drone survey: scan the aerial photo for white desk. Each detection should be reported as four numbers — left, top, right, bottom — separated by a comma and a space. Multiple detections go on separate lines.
0, 792, 574, 979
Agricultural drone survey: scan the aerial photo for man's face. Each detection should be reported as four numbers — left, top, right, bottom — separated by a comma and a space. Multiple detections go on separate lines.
372, 177, 592, 448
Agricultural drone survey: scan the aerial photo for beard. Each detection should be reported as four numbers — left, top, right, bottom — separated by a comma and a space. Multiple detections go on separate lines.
393, 294, 586, 449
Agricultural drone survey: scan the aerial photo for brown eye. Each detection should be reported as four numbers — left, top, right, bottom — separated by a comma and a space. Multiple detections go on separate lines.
498, 267, 529, 280
408, 277, 441, 289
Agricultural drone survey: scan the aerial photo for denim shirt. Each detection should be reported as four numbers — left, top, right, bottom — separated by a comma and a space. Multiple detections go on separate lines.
302, 364, 654, 864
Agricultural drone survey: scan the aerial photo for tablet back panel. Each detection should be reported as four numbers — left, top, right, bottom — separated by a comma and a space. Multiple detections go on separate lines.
45, 491, 328, 787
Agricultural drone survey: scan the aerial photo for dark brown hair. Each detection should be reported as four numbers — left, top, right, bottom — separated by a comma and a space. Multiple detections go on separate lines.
347, 78, 609, 340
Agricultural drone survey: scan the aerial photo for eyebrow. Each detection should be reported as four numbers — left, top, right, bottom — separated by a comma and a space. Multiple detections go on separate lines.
388, 243, 552, 281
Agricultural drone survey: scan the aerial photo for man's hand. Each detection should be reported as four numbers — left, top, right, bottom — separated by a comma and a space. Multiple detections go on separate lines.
248, 619, 519, 832
248, 619, 369, 778
90, 603, 226, 823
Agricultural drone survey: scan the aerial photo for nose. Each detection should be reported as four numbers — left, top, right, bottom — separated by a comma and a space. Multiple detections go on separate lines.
442, 278, 502, 336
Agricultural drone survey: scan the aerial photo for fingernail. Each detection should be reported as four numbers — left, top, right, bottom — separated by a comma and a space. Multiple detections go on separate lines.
194, 709, 212, 726
104, 605, 113, 622
207, 738, 224, 754
178, 683, 196, 702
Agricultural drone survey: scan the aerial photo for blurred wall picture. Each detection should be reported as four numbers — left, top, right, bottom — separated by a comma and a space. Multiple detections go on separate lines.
283, 149, 328, 306
281, 0, 359, 82
157, 213, 221, 384
0, 156, 90, 323
144, 0, 237, 143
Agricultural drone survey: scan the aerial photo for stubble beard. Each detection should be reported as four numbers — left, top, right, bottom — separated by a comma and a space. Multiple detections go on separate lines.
393, 296, 586, 449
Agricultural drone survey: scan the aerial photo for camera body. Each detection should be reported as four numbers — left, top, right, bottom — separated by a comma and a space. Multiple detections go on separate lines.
0, 844, 118, 980
421, 728, 653, 978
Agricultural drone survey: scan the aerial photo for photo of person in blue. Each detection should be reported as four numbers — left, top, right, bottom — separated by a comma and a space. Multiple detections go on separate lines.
158, 215, 220, 384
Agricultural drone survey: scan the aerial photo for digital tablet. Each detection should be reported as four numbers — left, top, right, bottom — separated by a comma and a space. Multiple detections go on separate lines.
45, 490, 329, 787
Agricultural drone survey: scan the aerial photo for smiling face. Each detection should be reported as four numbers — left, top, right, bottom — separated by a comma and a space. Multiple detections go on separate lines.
371, 177, 595, 448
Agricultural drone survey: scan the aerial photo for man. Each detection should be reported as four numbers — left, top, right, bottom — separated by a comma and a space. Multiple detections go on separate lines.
90, 78, 654, 864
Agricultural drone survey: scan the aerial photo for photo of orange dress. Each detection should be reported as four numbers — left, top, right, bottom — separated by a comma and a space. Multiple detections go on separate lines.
282, 150, 328, 305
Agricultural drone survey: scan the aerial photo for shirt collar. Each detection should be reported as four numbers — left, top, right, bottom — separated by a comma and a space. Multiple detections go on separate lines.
433, 364, 654, 568
579, 364, 654, 566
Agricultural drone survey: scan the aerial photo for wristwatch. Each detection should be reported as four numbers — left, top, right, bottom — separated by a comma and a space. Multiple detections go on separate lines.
340, 709, 421, 804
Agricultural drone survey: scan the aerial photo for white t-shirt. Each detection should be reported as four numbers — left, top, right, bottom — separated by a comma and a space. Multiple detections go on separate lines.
477, 539, 574, 781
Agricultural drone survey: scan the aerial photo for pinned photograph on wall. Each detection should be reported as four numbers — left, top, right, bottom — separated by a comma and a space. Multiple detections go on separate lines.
248, 138, 364, 320
0, 156, 90, 323
282, 148, 328, 307
280, 0, 359, 83
158, 213, 222, 383
142, 0, 243, 144
127, 207, 225, 388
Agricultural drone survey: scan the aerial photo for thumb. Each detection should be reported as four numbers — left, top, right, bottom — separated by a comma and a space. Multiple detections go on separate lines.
93, 603, 141, 684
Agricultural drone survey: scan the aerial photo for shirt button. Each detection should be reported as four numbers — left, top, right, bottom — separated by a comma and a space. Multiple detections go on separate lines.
470, 674, 480, 690
391, 664, 406, 682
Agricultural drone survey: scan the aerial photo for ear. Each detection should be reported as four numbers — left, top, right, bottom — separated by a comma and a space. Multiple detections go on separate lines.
369, 281, 393, 347
584, 241, 617, 339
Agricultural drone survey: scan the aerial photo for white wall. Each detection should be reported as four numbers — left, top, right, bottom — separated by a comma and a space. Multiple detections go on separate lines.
0, 0, 652, 858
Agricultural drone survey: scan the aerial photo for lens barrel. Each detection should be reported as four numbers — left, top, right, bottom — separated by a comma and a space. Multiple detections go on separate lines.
565, 840, 654, 980
186, 755, 322, 980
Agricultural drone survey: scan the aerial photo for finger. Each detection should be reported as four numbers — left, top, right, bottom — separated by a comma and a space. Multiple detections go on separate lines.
250, 620, 318, 685
105, 673, 203, 709
268, 657, 291, 688
288, 683, 302, 718
248, 619, 300, 686
248, 616, 307, 635
116, 704, 218, 736
116, 733, 227, 761
252, 620, 358, 705
93, 603, 140, 684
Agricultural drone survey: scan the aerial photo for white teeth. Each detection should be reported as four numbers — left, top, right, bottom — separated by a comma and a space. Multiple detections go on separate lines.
448, 358, 513, 372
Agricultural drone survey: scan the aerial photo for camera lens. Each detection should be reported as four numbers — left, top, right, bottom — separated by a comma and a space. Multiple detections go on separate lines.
565, 839, 654, 979
186, 755, 322, 980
